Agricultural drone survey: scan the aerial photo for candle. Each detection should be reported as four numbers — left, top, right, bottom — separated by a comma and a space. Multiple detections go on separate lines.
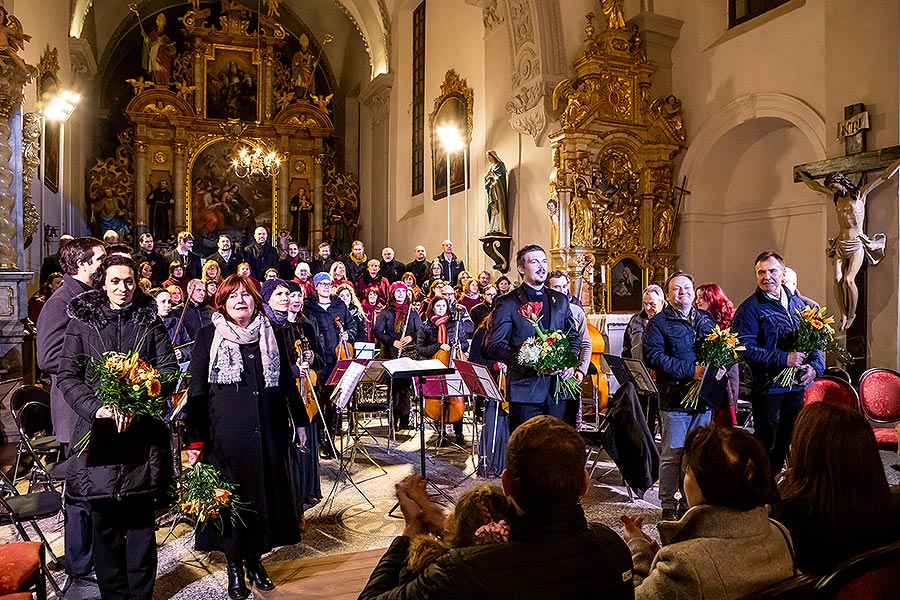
600, 265, 606, 284
663, 267, 669, 281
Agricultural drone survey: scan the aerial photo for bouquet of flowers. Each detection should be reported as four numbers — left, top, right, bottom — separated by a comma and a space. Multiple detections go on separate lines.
516, 301, 581, 402
682, 326, 745, 410
169, 463, 245, 531
773, 306, 851, 388
75, 350, 179, 453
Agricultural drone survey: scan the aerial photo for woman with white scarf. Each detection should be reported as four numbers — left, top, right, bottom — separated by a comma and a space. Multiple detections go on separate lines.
185, 274, 309, 600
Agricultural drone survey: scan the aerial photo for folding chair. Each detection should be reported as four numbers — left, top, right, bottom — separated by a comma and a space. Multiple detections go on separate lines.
12, 402, 66, 493
10, 386, 60, 484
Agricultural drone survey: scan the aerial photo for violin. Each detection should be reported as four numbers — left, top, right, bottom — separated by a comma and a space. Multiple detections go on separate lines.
576, 255, 609, 410
424, 304, 466, 424
333, 317, 354, 361
294, 338, 319, 421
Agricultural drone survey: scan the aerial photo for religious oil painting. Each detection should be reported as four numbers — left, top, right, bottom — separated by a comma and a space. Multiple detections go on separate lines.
189, 141, 275, 253
205, 46, 259, 122
431, 94, 470, 200
40, 71, 60, 192
609, 256, 646, 313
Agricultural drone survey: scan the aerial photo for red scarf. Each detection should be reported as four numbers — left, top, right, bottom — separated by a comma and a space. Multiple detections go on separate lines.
431, 314, 450, 345
393, 299, 411, 334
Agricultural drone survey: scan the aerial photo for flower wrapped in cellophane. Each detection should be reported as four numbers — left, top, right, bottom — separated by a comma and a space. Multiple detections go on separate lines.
169, 463, 245, 531
682, 326, 745, 410
774, 306, 851, 388
516, 301, 581, 402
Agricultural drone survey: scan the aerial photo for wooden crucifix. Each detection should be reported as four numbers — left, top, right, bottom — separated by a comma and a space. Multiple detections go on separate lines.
793, 103, 900, 375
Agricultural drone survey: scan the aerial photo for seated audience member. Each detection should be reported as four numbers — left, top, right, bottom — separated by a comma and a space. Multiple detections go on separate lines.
772, 402, 900, 575
404, 481, 510, 578
28, 271, 64, 324
477, 270, 492, 290
458, 277, 483, 312
623, 424, 794, 600
421, 260, 444, 299
359, 416, 633, 600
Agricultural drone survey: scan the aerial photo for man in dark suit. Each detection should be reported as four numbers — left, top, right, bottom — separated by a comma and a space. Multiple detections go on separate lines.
164, 231, 203, 280
487, 244, 580, 432
243, 226, 279, 280
135, 233, 167, 284
206, 233, 242, 278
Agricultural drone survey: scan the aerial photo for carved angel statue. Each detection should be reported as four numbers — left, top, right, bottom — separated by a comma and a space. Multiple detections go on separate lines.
310, 93, 333, 111
0, 6, 35, 76
264, 0, 280, 18
126, 76, 155, 95
601, 0, 626, 30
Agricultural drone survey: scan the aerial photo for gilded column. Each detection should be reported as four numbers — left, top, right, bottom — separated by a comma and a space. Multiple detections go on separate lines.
263, 49, 274, 121
173, 142, 186, 231
193, 45, 204, 115
313, 152, 324, 247
134, 140, 148, 234
277, 150, 289, 234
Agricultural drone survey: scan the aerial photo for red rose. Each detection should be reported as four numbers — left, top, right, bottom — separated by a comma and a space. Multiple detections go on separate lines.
518, 301, 543, 321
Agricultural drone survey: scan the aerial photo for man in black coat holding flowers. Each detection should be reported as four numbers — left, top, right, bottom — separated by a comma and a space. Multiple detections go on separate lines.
487, 244, 580, 432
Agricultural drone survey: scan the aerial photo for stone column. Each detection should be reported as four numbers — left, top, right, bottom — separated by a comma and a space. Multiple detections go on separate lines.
134, 139, 149, 234
173, 142, 186, 231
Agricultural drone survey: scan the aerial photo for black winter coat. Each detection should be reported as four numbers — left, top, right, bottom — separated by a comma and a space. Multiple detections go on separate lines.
417, 316, 469, 360
242, 242, 278, 281
186, 323, 308, 555
374, 305, 423, 359
182, 300, 212, 340
302, 298, 358, 370
57, 290, 177, 501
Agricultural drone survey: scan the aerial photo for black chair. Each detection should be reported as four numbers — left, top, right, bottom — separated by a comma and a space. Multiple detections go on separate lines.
10, 386, 61, 483
737, 573, 818, 599
13, 402, 66, 493
815, 539, 900, 599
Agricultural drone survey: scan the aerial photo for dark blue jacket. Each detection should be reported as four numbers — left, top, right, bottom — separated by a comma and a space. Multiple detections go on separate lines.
732, 286, 824, 395
643, 305, 715, 413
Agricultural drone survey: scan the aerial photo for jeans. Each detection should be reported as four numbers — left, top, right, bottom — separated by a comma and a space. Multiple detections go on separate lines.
659, 409, 711, 511
750, 390, 804, 473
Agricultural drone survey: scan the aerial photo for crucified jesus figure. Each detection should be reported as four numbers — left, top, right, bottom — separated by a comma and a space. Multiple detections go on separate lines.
800, 156, 900, 330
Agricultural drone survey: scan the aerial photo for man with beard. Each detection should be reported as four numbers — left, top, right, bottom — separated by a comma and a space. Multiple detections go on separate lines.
345, 239, 368, 285
135, 233, 168, 284
309, 241, 337, 275
206, 233, 242, 278
243, 226, 279, 280
380, 247, 406, 283
487, 244, 580, 432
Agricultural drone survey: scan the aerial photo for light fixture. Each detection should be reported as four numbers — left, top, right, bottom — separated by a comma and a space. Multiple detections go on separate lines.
436, 125, 464, 153
436, 124, 468, 261
232, 144, 282, 179
41, 90, 81, 123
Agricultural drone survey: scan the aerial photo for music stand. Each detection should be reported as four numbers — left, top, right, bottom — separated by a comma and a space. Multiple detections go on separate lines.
383, 358, 456, 506
602, 353, 658, 396
453, 360, 504, 481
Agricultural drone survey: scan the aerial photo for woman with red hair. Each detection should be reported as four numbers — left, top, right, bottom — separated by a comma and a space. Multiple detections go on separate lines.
695, 282, 739, 425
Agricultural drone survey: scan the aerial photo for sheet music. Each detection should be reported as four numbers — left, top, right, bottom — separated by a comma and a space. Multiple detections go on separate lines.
382, 357, 449, 376
330, 361, 366, 409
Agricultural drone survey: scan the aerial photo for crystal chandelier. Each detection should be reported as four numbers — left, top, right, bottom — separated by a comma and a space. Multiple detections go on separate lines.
232, 144, 282, 179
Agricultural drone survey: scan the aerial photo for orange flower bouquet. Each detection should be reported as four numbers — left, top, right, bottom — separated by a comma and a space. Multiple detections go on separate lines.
170, 463, 245, 531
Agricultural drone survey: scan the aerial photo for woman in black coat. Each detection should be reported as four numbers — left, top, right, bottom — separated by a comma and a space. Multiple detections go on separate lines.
374, 281, 422, 430
416, 295, 469, 445
185, 274, 309, 600
57, 255, 177, 600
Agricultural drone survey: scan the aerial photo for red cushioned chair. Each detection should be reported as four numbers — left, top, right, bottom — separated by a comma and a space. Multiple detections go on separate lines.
737, 573, 818, 599
815, 539, 900, 599
803, 375, 859, 412
0, 541, 47, 600
857, 368, 900, 451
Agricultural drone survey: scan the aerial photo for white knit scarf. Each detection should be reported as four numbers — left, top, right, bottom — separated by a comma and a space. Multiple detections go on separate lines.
208, 311, 280, 388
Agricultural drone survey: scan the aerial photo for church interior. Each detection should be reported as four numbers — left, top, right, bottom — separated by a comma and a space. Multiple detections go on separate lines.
0, 0, 899, 597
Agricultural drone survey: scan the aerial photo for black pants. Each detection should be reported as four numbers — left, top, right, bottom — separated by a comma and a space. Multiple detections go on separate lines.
391, 379, 411, 428
62, 444, 94, 577
90, 495, 156, 600
508, 399, 568, 433
751, 390, 804, 473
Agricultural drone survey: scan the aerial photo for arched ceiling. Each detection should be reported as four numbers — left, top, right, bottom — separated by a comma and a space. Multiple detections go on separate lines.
70, 0, 389, 78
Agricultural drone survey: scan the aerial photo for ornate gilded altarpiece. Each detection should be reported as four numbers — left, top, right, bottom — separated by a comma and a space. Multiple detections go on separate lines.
88, 3, 360, 254
548, 14, 685, 313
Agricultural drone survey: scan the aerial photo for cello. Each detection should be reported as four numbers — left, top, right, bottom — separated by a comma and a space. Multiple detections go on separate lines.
424, 304, 467, 424
576, 256, 609, 410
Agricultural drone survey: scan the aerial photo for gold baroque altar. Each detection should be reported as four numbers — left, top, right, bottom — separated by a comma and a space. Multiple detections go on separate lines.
88, 3, 359, 253
549, 13, 685, 313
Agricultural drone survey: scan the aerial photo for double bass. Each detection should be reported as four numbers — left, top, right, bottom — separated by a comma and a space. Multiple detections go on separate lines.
576, 256, 609, 410
424, 304, 467, 424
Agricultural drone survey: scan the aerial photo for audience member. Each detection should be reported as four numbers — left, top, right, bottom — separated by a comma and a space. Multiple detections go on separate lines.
438, 239, 465, 286
772, 402, 900, 575
495, 275, 512, 295
358, 416, 634, 599
477, 270, 492, 290
421, 260, 445, 297
469, 284, 496, 329
28, 271, 63, 324
623, 424, 794, 599
458, 277, 483, 312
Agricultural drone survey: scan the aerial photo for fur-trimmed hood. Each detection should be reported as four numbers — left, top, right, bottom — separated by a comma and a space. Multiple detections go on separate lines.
67, 289, 159, 329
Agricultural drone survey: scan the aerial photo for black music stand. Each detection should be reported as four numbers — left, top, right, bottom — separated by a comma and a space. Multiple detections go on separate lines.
383, 358, 456, 507
453, 360, 504, 482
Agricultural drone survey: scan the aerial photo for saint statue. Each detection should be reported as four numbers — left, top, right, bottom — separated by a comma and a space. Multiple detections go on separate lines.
569, 193, 594, 247
600, 0, 626, 30
141, 13, 175, 85
547, 198, 560, 249
289, 187, 314, 248
799, 156, 900, 330
93, 187, 131, 241
147, 180, 174, 242
484, 150, 508, 234
291, 34, 317, 98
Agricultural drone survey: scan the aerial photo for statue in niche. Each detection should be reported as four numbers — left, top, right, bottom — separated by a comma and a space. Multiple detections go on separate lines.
484, 150, 508, 235
653, 189, 677, 251
600, 0, 625, 30
138, 12, 175, 86
289, 186, 313, 248
92, 187, 131, 241
799, 157, 900, 330
547, 197, 560, 249
291, 34, 317, 98
569, 184, 594, 247
147, 180, 174, 242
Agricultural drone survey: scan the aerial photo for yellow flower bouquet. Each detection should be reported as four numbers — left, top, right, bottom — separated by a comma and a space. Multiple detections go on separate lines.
682, 326, 745, 410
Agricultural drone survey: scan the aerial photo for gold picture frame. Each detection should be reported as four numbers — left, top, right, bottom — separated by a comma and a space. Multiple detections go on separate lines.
607, 254, 650, 313
429, 69, 473, 200
204, 44, 262, 122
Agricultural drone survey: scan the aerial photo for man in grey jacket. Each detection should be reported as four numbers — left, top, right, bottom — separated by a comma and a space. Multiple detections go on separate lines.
36, 236, 105, 583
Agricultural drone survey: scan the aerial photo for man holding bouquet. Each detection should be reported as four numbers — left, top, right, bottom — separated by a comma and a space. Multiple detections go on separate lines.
732, 251, 824, 472
642, 271, 716, 521
487, 244, 581, 432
